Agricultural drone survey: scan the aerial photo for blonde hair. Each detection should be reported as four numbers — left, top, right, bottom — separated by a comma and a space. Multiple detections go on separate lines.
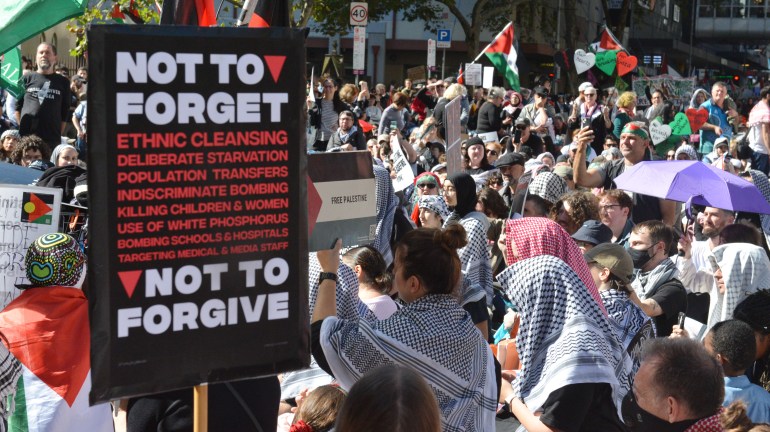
339, 83, 359, 104
617, 91, 637, 109
444, 83, 465, 101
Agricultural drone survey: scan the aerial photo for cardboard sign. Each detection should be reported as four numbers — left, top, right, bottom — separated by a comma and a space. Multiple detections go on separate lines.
444, 96, 463, 175
0, 184, 62, 309
307, 152, 376, 251
389, 136, 414, 191
87, 26, 309, 404
478, 131, 499, 143
573, 49, 596, 74
407, 65, 427, 85
595, 50, 617, 76
482, 67, 494, 89
669, 112, 692, 135
649, 119, 672, 145
464, 63, 482, 87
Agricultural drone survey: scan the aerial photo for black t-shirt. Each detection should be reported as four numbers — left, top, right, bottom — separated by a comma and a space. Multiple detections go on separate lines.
16, 72, 71, 146
539, 383, 627, 432
647, 279, 687, 338
602, 159, 662, 224
477, 102, 502, 133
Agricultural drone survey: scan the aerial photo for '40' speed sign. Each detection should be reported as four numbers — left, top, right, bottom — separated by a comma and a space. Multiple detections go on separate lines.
350, 2, 368, 26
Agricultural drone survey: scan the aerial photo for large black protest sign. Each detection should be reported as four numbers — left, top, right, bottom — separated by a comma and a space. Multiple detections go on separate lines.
87, 26, 308, 404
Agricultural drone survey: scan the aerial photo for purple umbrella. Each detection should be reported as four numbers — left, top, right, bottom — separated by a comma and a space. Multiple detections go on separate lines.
614, 160, 770, 214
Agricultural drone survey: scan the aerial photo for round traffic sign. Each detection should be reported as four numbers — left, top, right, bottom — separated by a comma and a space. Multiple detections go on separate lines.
350, 5, 368, 25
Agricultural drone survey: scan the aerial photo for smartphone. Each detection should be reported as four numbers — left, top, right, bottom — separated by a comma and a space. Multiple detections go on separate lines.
678, 312, 686, 329
581, 117, 591, 129
514, 129, 521, 143
390, 121, 398, 131
360, 81, 368, 91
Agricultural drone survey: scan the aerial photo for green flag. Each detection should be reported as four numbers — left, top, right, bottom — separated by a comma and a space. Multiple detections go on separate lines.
0, 0, 88, 55
1, 47, 23, 98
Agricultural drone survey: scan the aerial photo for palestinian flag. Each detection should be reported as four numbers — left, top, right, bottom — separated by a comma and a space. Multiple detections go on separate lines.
160, 0, 217, 26
0, 288, 112, 431
590, 26, 627, 53
483, 22, 520, 91
248, 0, 290, 27
110, 3, 126, 23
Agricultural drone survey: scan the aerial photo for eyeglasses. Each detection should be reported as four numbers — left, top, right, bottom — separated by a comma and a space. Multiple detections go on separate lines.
418, 183, 437, 189
584, 93, 596, 97
486, 150, 498, 156
515, 125, 527, 130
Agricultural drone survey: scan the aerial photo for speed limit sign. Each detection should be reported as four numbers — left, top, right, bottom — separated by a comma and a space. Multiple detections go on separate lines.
350, 2, 368, 26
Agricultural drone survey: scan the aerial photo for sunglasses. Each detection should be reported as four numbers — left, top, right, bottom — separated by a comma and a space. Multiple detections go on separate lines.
417, 183, 437, 189
486, 150, 498, 156
515, 125, 527, 130
584, 93, 596, 97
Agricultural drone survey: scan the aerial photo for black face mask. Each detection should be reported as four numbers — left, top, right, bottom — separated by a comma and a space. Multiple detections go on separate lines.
627, 245, 654, 269
621, 391, 696, 432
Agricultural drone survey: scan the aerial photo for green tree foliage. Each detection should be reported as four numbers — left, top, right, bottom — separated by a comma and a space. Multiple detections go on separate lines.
66, 0, 160, 57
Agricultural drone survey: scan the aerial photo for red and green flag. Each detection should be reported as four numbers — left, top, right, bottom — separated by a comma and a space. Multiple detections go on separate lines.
483, 22, 520, 91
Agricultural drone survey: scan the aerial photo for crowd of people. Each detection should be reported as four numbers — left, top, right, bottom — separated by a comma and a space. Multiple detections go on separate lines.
5, 40, 770, 431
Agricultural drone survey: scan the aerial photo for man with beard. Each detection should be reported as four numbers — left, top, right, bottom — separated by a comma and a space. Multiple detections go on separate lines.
622, 338, 724, 432
493, 151, 525, 211
677, 207, 735, 274
15, 43, 71, 148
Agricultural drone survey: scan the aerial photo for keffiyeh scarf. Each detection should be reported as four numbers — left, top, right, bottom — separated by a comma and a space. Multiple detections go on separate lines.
631, 258, 677, 299
502, 218, 606, 313
417, 195, 451, 221
320, 294, 497, 432
527, 171, 567, 205
707, 243, 770, 332
457, 213, 494, 306
600, 289, 654, 351
749, 170, 770, 248
497, 256, 632, 429
373, 164, 398, 266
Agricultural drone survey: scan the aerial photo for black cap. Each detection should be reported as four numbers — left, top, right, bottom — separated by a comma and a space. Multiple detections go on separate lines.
533, 85, 548, 97
515, 117, 531, 127
572, 220, 613, 246
495, 152, 525, 168
466, 136, 485, 149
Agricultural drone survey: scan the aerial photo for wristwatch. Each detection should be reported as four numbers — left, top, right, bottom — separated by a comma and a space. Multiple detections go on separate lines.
319, 272, 338, 283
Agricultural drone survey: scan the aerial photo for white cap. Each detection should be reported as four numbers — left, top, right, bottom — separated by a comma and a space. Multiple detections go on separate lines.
579, 82, 593, 92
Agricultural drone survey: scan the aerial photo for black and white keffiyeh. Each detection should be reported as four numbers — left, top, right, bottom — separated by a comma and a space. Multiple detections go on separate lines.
749, 170, 770, 247
417, 195, 451, 221
527, 171, 568, 205
320, 294, 497, 432
498, 255, 632, 428
0, 342, 20, 419
373, 164, 398, 267
457, 213, 494, 306
707, 243, 770, 331
281, 254, 376, 399
600, 289, 655, 351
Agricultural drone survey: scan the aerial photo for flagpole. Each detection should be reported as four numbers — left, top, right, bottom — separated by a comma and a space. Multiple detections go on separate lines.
194, 384, 208, 432
459, 22, 512, 79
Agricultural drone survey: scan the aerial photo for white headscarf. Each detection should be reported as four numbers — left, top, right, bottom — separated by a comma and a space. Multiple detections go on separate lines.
373, 164, 397, 266
707, 243, 770, 331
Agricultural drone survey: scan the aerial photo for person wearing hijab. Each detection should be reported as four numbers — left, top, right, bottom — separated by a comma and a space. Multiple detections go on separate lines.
0, 233, 112, 431
498, 217, 606, 313
497, 255, 632, 432
408, 172, 442, 225
313, 228, 497, 432
675, 143, 699, 161
50, 143, 78, 167
443, 172, 494, 307
679, 243, 770, 335
527, 171, 568, 208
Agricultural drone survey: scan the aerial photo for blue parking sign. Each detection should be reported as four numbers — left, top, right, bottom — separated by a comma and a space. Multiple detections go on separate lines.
437, 29, 451, 48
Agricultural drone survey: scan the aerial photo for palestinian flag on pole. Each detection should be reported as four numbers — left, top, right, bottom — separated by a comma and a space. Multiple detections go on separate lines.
590, 25, 627, 53
0, 47, 23, 98
483, 22, 520, 91
0, 288, 112, 431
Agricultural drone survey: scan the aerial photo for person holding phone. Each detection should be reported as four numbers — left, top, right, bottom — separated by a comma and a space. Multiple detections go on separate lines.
377, 92, 408, 135
568, 86, 612, 157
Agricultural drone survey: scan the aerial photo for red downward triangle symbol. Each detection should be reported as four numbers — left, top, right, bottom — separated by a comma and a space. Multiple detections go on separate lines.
264, 56, 286, 83
118, 270, 142, 298
307, 175, 322, 236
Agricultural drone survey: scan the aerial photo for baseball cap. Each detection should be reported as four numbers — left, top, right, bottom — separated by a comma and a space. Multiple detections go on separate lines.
584, 242, 634, 284
552, 164, 574, 180
378, 134, 390, 143
578, 82, 593, 92
495, 152, 525, 168
572, 220, 613, 246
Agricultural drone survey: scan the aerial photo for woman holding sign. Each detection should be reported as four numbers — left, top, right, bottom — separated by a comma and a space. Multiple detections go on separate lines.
311, 230, 497, 432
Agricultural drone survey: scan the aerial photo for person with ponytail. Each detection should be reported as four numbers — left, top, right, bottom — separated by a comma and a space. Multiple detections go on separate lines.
311, 227, 497, 431
287, 385, 346, 432
341, 246, 397, 320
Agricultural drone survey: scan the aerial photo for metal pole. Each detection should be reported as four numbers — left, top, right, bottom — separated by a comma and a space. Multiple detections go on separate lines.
442, 48, 446, 79
688, 0, 697, 76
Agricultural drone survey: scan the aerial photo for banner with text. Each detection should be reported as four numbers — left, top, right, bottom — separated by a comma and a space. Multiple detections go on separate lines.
632, 75, 696, 109
307, 152, 376, 251
87, 26, 309, 404
0, 184, 61, 309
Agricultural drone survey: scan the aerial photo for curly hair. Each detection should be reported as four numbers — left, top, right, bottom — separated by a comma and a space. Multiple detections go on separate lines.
477, 187, 509, 219
616, 91, 637, 109
338, 83, 359, 104
550, 191, 599, 234
11, 135, 51, 165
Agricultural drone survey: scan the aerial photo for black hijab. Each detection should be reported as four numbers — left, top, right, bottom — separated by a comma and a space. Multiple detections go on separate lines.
445, 172, 477, 223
